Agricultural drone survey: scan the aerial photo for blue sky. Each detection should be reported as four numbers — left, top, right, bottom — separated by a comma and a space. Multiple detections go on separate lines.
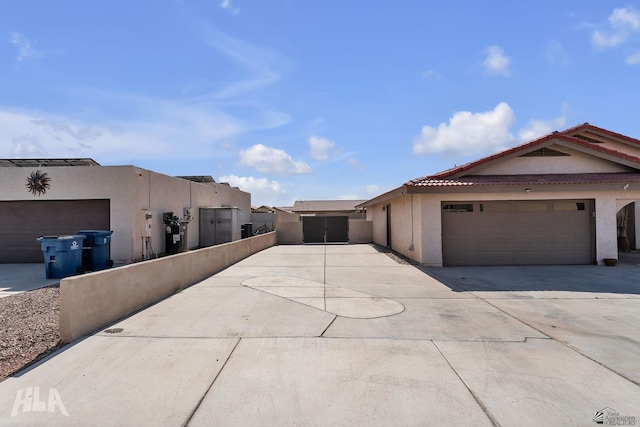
2, 1, 640, 206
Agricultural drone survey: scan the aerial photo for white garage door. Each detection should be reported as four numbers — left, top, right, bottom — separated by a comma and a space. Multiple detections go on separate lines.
442, 200, 594, 266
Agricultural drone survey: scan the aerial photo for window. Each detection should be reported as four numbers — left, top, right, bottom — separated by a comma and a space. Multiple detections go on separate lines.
479, 202, 512, 212
554, 201, 586, 211
443, 203, 474, 212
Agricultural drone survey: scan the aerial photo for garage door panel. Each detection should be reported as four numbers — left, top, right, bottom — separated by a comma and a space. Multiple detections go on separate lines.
442, 200, 593, 266
0, 200, 110, 263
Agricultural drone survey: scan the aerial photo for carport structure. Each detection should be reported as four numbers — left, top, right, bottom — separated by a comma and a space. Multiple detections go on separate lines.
360, 123, 640, 266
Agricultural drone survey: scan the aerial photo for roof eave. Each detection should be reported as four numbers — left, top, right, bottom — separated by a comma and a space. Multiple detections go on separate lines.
357, 186, 408, 207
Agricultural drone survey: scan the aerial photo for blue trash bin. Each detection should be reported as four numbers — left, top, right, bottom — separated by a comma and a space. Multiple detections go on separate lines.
37, 235, 86, 279
77, 230, 113, 271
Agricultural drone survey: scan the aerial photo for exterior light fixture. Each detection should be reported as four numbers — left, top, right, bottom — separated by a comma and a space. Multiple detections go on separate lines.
525, 188, 532, 193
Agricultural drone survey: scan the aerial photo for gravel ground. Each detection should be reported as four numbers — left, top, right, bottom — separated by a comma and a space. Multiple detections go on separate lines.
0, 286, 62, 383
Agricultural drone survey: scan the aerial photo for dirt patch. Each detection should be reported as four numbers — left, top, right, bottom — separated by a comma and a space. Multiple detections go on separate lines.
371, 244, 419, 265
0, 286, 63, 382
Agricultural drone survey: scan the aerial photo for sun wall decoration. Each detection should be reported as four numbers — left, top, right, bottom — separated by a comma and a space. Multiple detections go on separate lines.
26, 170, 51, 196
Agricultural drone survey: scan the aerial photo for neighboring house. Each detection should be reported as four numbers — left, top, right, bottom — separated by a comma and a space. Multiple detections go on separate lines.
276, 200, 371, 244
292, 200, 367, 219
0, 160, 250, 264
251, 205, 276, 234
359, 123, 640, 266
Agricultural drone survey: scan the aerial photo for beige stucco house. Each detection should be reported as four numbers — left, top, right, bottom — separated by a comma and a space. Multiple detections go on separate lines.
359, 123, 640, 266
0, 159, 250, 264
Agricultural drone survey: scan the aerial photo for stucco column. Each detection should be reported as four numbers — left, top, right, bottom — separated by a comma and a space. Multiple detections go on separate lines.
595, 197, 618, 263
421, 197, 443, 267
635, 202, 640, 250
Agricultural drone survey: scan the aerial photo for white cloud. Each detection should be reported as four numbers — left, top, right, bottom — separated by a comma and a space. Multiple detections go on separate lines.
338, 194, 360, 200
592, 7, 640, 50
546, 41, 570, 65
366, 184, 380, 194
483, 46, 511, 76
413, 102, 516, 156
9, 32, 41, 62
219, 0, 240, 15
422, 69, 442, 79
219, 175, 286, 206
308, 136, 336, 160
626, 50, 640, 64
201, 27, 286, 99
610, 7, 640, 31
0, 86, 290, 162
592, 31, 626, 49
517, 107, 568, 142
348, 158, 364, 170
239, 144, 312, 175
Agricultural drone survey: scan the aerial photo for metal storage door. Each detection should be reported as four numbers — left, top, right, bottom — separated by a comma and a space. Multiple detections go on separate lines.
302, 217, 325, 243
325, 216, 348, 243
302, 216, 349, 243
215, 208, 233, 244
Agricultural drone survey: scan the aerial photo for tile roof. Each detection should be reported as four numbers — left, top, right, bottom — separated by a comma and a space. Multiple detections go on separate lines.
292, 200, 367, 212
410, 129, 640, 183
408, 173, 640, 187
561, 122, 640, 146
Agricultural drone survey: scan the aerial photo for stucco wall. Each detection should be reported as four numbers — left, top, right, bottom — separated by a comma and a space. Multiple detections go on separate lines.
368, 203, 388, 247
365, 195, 421, 260
0, 166, 251, 263
366, 189, 640, 266
477, 146, 634, 175
276, 221, 303, 244
348, 219, 373, 243
1, 166, 139, 262
251, 212, 276, 233
60, 232, 276, 342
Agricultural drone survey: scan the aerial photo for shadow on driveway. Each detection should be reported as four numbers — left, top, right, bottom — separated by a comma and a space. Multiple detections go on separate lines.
421, 263, 640, 295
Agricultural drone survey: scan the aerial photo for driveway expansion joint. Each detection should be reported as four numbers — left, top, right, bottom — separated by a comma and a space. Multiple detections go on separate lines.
183, 338, 241, 426
432, 340, 499, 427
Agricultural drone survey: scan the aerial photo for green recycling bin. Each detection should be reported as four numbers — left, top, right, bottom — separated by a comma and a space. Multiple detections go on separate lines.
37, 235, 86, 279
77, 230, 113, 271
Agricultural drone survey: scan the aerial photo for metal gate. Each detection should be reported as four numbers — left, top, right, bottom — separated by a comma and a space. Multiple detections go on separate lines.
302, 216, 349, 243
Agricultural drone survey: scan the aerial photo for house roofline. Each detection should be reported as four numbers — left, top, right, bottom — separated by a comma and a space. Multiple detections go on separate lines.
357, 186, 408, 208
561, 122, 640, 146
410, 132, 640, 184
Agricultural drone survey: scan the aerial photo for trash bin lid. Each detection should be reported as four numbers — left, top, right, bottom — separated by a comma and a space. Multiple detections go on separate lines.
77, 230, 114, 236
37, 235, 86, 241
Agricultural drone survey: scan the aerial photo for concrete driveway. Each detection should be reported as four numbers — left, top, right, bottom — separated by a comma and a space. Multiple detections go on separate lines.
0, 244, 638, 426
0, 264, 59, 298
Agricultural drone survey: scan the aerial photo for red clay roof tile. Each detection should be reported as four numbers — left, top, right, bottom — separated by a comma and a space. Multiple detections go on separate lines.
409, 127, 640, 184
409, 173, 640, 187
